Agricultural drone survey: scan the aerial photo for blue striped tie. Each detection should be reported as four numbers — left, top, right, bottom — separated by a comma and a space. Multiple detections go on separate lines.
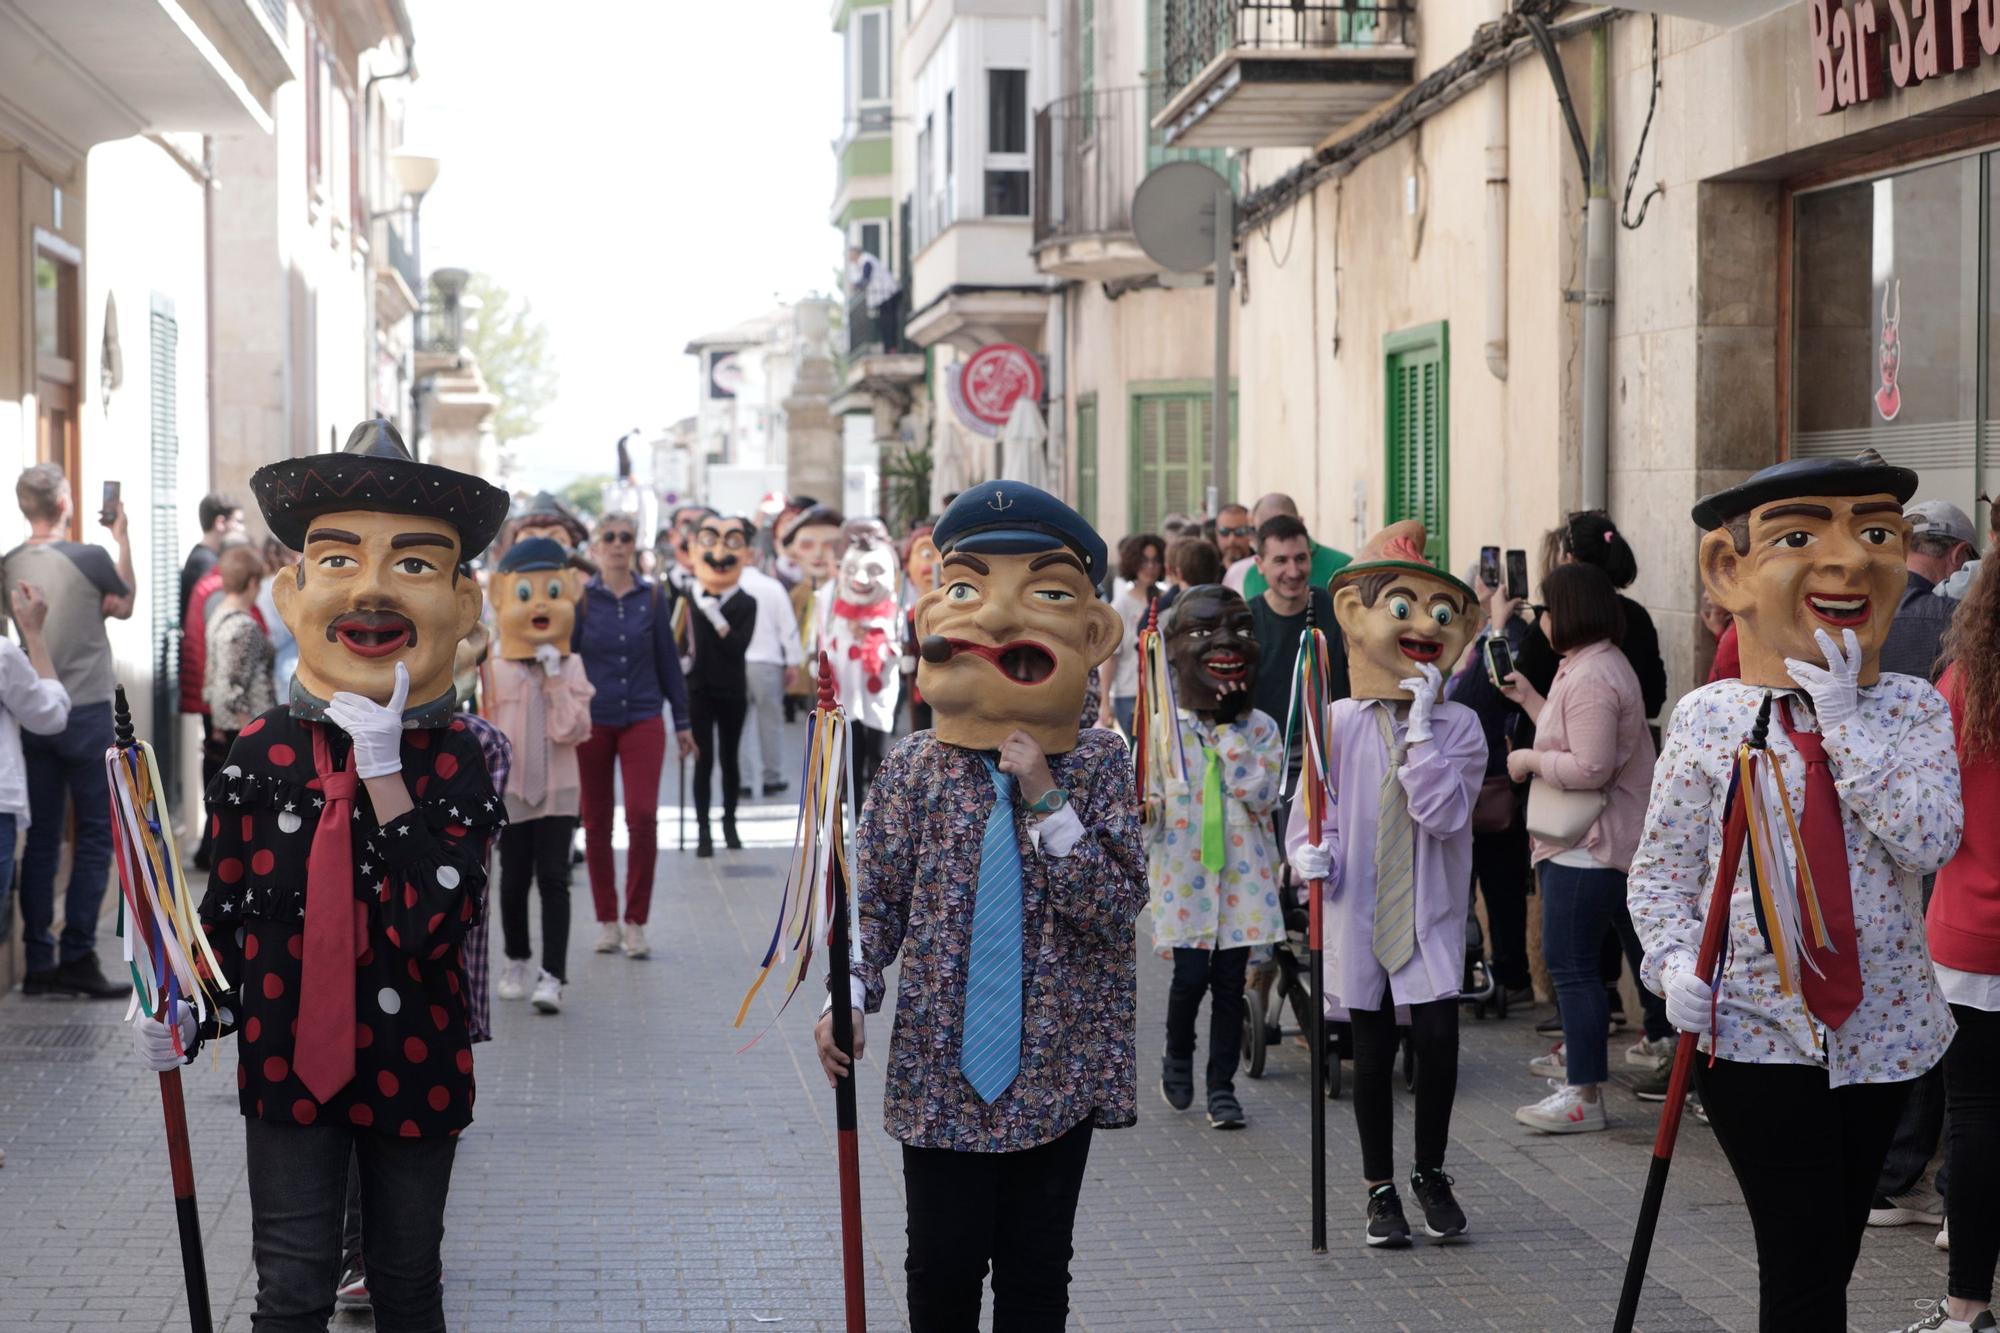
959, 759, 1024, 1103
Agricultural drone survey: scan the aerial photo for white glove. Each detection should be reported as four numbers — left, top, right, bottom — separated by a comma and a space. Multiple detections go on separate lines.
1783, 627, 1861, 729
697, 593, 731, 634
1398, 661, 1444, 745
324, 661, 410, 780
900, 654, 917, 674
533, 643, 563, 678
1290, 842, 1333, 883
668, 564, 696, 593
132, 1005, 198, 1072
1663, 956, 1715, 1035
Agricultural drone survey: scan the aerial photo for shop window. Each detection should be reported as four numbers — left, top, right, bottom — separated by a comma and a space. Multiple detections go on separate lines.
1128, 385, 1235, 535
1075, 395, 1098, 527
1384, 322, 1449, 563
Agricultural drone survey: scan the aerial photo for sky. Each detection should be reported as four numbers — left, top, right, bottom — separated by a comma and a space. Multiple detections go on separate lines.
405, 0, 841, 492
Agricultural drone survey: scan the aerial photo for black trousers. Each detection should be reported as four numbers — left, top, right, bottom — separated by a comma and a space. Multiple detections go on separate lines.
498, 815, 577, 982
1947, 1004, 2000, 1304
689, 693, 747, 824
1694, 1056, 1910, 1331
1469, 824, 1531, 990
244, 1118, 457, 1332
853, 724, 889, 801
1351, 984, 1459, 1183
195, 717, 231, 865
903, 1118, 1094, 1332
1165, 946, 1248, 1094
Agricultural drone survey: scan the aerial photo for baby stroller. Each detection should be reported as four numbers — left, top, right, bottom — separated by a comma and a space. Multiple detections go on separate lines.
1243, 838, 1346, 1099
1461, 898, 1507, 1019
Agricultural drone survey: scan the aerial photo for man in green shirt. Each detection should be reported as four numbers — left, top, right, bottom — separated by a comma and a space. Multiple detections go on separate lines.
1229, 493, 1351, 601
1249, 515, 1350, 769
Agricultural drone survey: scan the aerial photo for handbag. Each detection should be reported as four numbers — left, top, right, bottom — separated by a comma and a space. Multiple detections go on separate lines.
1471, 774, 1519, 834
1525, 777, 1606, 848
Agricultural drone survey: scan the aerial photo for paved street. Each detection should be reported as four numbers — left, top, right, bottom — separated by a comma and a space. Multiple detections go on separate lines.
0, 717, 1953, 1332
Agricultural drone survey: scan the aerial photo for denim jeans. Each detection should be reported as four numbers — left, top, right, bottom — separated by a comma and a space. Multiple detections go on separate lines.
1538, 860, 1631, 1087
1165, 946, 1249, 1094
20, 700, 114, 972
0, 811, 17, 945
243, 1118, 457, 1332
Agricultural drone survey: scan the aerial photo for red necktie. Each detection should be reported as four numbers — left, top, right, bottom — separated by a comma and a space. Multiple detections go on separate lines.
296, 724, 363, 1103
1776, 699, 1864, 1031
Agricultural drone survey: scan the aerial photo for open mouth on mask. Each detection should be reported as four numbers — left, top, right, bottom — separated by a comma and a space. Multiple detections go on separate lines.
530, 615, 552, 631
948, 639, 1058, 685
329, 612, 416, 658
1201, 649, 1249, 681
1398, 637, 1443, 663
1805, 593, 1870, 628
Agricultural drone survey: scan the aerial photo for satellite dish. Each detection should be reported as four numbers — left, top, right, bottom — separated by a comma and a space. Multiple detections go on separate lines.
1132, 161, 1233, 275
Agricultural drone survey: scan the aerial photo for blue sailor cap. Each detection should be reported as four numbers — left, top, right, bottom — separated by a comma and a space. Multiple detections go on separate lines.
1692, 450, 1918, 530
496, 536, 569, 574
931, 481, 1108, 585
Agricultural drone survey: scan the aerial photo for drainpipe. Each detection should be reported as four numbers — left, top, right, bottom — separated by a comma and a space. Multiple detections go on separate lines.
1483, 1, 1508, 381
1580, 26, 1612, 511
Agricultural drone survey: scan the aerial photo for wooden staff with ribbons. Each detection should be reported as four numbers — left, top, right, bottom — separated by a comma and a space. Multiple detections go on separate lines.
1295, 610, 1335, 1255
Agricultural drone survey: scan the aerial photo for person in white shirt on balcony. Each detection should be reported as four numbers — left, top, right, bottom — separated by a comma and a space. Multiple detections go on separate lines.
846, 246, 902, 353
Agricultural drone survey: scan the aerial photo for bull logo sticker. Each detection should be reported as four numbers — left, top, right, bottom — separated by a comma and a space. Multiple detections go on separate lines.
1875, 278, 1902, 423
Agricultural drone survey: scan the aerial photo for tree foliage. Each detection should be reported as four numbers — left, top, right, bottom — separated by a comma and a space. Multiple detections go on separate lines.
560, 475, 612, 520
452, 273, 558, 447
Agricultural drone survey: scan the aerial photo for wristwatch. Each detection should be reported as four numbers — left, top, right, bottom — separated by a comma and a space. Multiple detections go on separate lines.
1025, 787, 1070, 816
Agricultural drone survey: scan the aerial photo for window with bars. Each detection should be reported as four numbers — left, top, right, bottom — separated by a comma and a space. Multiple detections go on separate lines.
1128, 385, 1235, 535
150, 295, 180, 804
1383, 322, 1449, 563
1075, 395, 1098, 527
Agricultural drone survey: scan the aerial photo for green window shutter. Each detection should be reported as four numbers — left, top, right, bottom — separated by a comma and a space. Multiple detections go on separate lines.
1075, 396, 1098, 527
1129, 385, 1237, 535
1383, 323, 1449, 563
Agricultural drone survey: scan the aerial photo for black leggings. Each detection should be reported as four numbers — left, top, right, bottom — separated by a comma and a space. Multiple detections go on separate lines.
498, 815, 576, 982
1694, 1056, 1909, 1331
689, 693, 747, 823
1350, 984, 1459, 1182
1948, 1004, 2000, 1304
853, 724, 889, 801
1165, 946, 1248, 1094
1469, 825, 1531, 991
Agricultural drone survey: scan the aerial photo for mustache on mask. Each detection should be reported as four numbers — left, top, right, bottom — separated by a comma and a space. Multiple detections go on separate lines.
702, 552, 739, 571
325, 608, 420, 644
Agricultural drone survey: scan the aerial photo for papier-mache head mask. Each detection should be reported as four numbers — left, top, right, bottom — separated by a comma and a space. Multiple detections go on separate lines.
253, 418, 507, 720
904, 525, 941, 599
781, 504, 846, 584
1332, 520, 1478, 701
491, 537, 583, 661
915, 481, 1123, 754
837, 532, 900, 609
1693, 450, 1916, 689
692, 513, 748, 597
1163, 584, 1259, 725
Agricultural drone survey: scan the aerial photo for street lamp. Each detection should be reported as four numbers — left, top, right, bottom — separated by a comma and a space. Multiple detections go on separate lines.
371, 148, 443, 458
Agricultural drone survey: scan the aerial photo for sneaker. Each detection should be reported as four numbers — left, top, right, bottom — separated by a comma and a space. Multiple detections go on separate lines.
530, 970, 563, 1014
1408, 1166, 1468, 1240
594, 922, 621, 954
621, 923, 650, 959
55, 953, 130, 999
1528, 1042, 1567, 1079
1206, 1088, 1245, 1130
1887, 1296, 1996, 1332
1688, 1090, 1709, 1126
335, 1264, 370, 1310
1937, 1225, 1951, 1251
1160, 1054, 1194, 1112
1625, 1035, 1675, 1069
1870, 1184, 1945, 1228
20, 967, 65, 996
762, 780, 790, 796
1515, 1080, 1608, 1134
1502, 985, 1537, 1010
1629, 1064, 1673, 1102
495, 959, 531, 1001
1364, 1183, 1412, 1248
1535, 1012, 1564, 1034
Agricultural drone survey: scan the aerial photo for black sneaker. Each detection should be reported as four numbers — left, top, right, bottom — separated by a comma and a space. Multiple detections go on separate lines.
1536, 1012, 1564, 1034
1365, 1183, 1412, 1248
1160, 1054, 1194, 1111
20, 967, 65, 996
56, 953, 129, 999
1630, 1064, 1673, 1102
1206, 1088, 1245, 1130
1502, 985, 1536, 1010
762, 780, 790, 796
1408, 1166, 1468, 1240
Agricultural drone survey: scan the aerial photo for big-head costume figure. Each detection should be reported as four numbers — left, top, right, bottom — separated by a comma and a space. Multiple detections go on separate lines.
685, 512, 760, 856
819, 530, 903, 791
821, 481, 1148, 1323
162, 419, 510, 1325
1628, 450, 1962, 1330
782, 504, 845, 699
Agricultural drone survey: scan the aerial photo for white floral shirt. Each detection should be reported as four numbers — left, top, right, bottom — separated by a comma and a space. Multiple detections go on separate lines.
1628, 676, 1960, 1086
1144, 709, 1286, 957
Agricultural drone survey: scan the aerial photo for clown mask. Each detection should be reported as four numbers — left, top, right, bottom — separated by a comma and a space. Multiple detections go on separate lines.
1699, 494, 1908, 688
838, 539, 900, 610
915, 546, 1123, 754
494, 567, 583, 660
692, 515, 748, 597
904, 530, 941, 599
271, 509, 483, 709
1164, 585, 1259, 725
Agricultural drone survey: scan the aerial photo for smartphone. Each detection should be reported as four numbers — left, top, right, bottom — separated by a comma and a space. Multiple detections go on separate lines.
1479, 545, 1502, 590
1483, 635, 1516, 689
1504, 548, 1529, 601
98, 480, 120, 528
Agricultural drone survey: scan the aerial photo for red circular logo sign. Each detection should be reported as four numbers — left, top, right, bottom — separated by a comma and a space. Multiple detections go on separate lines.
959, 344, 1044, 426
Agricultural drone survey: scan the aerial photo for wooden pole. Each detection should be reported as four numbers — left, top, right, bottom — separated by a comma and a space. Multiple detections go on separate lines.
1304, 631, 1329, 1256
817, 653, 867, 1333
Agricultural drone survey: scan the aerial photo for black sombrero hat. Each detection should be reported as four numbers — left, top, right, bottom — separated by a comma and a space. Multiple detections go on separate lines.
251, 418, 511, 559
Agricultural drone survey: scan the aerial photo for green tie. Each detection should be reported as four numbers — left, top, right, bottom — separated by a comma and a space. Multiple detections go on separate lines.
1371, 705, 1416, 973
1200, 741, 1226, 875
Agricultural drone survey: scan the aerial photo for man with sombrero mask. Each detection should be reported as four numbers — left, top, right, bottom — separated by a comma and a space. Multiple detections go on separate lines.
132, 419, 509, 1330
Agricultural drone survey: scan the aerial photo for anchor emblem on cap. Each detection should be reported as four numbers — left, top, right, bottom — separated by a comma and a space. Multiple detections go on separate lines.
987, 489, 1013, 512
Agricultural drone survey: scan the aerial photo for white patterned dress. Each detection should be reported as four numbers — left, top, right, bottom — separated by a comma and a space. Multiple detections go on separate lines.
1144, 709, 1286, 958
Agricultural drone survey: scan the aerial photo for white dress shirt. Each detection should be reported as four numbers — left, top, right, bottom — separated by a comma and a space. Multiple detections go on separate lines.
0, 639, 70, 824
739, 566, 804, 668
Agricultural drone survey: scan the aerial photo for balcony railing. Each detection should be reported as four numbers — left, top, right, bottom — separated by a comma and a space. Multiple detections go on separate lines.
1033, 82, 1236, 252
1163, 0, 1415, 93
847, 291, 875, 357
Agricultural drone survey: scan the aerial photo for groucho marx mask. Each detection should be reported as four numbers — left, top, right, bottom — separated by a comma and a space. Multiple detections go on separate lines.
1163, 584, 1259, 724
1332, 521, 1478, 702
252, 419, 506, 716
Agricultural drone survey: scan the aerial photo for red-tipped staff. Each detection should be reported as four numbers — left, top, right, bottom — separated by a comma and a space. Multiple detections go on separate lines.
1288, 612, 1336, 1254
107, 685, 219, 1333
1613, 691, 1772, 1332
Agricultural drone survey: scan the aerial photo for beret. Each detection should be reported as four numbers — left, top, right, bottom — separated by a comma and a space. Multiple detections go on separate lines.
1692, 450, 1918, 530
932, 481, 1108, 586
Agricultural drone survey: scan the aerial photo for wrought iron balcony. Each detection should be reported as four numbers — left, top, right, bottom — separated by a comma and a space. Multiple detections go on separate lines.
1155, 0, 1417, 149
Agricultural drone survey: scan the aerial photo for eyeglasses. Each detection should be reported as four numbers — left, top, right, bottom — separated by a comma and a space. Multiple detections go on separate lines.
1218, 525, 1255, 538
598, 531, 636, 545
695, 530, 748, 551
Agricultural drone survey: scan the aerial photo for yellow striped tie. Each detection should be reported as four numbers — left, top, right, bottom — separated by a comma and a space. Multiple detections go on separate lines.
1371, 705, 1416, 973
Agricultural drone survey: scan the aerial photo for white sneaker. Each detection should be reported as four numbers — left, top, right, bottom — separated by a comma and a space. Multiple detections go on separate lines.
530, 970, 563, 1014
622, 923, 650, 959
1528, 1042, 1567, 1078
495, 959, 531, 1001
1514, 1079, 1608, 1134
1885, 1295, 1994, 1332
594, 922, 621, 954
1625, 1035, 1675, 1069
1937, 1224, 1952, 1251
1870, 1183, 1946, 1228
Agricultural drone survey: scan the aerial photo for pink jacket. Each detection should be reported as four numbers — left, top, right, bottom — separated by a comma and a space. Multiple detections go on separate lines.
1522, 639, 1655, 872
486, 655, 595, 820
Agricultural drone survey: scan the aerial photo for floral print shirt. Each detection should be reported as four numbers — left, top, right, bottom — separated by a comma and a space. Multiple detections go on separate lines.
853, 729, 1148, 1152
1628, 677, 1961, 1087
1144, 709, 1285, 957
